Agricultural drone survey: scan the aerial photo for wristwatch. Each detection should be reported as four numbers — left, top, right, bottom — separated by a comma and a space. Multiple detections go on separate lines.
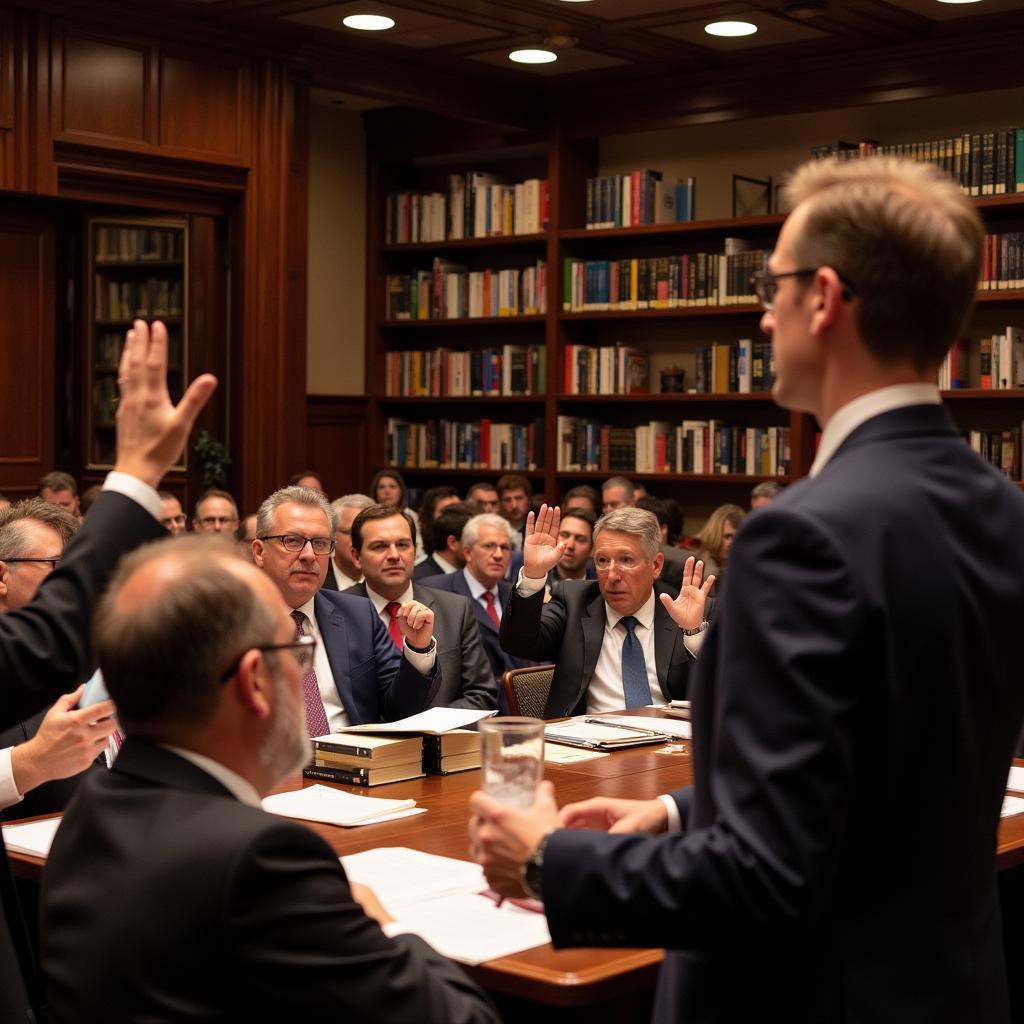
521, 827, 556, 901
681, 621, 707, 637
405, 636, 436, 654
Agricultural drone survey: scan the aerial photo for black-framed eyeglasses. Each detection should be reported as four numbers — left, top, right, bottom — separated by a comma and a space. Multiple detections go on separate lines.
258, 533, 335, 555
750, 266, 857, 309
3, 556, 61, 570
219, 635, 317, 683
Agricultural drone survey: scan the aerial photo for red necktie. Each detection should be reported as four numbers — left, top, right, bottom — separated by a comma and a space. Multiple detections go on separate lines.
482, 590, 500, 630
291, 610, 330, 738
385, 601, 404, 649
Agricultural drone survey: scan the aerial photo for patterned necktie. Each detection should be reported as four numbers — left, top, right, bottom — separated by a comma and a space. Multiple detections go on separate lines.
385, 601, 404, 649
291, 610, 330, 737
619, 615, 650, 709
482, 590, 501, 630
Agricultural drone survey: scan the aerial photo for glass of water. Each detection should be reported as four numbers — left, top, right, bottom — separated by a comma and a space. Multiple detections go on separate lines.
478, 717, 545, 807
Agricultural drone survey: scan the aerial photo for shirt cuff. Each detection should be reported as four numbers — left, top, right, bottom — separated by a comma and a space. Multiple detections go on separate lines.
0, 747, 25, 812
382, 921, 418, 939
515, 566, 546, 597
681, 629, 705, 657
103, 471, 163, 521
659, 793, 682, 833
402, 637, 437, 675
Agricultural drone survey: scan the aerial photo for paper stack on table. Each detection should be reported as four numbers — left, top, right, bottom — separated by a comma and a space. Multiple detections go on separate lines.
600, 714, 692, 739
337, 707, 497, 735
1006, 766, 1024, 793
3, 816, 62, 857
262, 785, 426, 827
341, 847, 551, 964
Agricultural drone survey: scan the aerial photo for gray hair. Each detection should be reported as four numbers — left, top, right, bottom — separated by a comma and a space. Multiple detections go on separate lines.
331, 493, 374, 516
593, 507, 661, 559
750, 480, 783, 502
601, 476, 635, 500
256, 486, 337, 539
462, 512, 516, 549
0, 498, 80, 558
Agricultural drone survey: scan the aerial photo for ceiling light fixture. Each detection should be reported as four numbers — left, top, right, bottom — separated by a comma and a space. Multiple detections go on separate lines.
935, 1, 982, 4
509, 48, 558, 64
704, 20, 758, 37
342, 14, 396, 31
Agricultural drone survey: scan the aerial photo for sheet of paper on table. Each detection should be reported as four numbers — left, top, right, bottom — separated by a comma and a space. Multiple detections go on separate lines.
1006, 766, 1024, 793
2, 816, 62, 857
1001, 795, 1024, 818
341, 847, 551, 964
336, 707, 497, 735
262, 785, 426, 827
544, 743, 608, 763
599, 714, 692, 739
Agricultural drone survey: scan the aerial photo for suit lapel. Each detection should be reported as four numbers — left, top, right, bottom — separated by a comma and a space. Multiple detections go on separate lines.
315, 592, 357, 719
579, 592, 606, 704
653, 596, 679, 701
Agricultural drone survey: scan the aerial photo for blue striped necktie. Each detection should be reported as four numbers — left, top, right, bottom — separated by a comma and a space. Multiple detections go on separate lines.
619, 615, 649, 708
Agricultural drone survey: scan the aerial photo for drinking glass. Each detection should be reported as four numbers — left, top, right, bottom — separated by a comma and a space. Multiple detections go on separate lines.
478, 717, 544, 807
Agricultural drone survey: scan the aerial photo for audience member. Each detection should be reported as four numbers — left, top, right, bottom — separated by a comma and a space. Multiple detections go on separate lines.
548, 508, 596, 584
36, 471, 80, 520
348, 505, 496, 710
414, 502, 473, 580
496, 473, 531, 535
466, 482, 499, 514
369, 469, 407, 509
662, 497, 685, 546
40, 538, 498, 1023
253, 486, 439, 729
323, 494, 373, 591
290, 469, 325, 493
562, 484, 600, 518
636, 495, 687, 591
692, 503, 745, 593
750, 479, 784, 508
601, 476, 635, 512
500, 506, 710, 717
157, 490, 187, 535
78, 484, 102, 518
236, 513, 258, 542
192, 488, 240, 535
418, 485, 461, 554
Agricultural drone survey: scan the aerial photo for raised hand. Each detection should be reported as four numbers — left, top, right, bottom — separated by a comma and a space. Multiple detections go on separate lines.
522, 503, 564, 580
397, 599, 435, 649
659, 555, 714, 632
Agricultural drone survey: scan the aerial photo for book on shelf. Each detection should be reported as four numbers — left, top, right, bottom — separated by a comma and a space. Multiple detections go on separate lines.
385, 344, 545, 397
967, 427, 1022, 480
694, 339, 774, 393
384, 172, 549, 243
584, 170, 696, 229
938, 328, 1024, 389
386, 258, 546, 320
386, 415, 544, 471
557, 416, 790, 476
562, 248, 768, 312
980, 233, 1024, 291
94, 225, 183, 262
94, 276, 183, 322
563, 343, 649, 395
422, 730, 481, 775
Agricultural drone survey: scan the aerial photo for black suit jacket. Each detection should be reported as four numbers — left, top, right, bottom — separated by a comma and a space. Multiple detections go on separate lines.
346, 583, 497, 710
541, 404, 1024, 1023
413, 555, 450, 581
40, 740, 498, 1023
500, 578, 693, 718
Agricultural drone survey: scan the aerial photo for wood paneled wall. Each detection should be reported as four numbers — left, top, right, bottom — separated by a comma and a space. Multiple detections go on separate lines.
306, 396, 370, 501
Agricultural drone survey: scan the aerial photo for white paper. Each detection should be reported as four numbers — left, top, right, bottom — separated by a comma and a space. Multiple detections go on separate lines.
2, 816, 62, 857
544, 744, 608, 763
544, 720, 663, 745
262, 785, 421, 827
599, 715, 692, 739
337, 707, 497, 735
1001, 795, 1024, 818
340, 847, 550, 965
1007, 766, 1024, 793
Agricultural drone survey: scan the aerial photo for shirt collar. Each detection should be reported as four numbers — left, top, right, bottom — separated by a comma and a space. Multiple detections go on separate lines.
364, 582, 414, 616
332, 558, 361, 588
462, 568, 497, 602
809, 382, 941, 477
162, 744, 262, 808
604, 589, 656, 632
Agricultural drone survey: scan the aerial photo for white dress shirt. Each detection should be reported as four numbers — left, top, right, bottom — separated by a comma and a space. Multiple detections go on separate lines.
463, 568, 502, 624
331, 558, 362, 591
360, 584, 437, 673
163, 744, 262, 807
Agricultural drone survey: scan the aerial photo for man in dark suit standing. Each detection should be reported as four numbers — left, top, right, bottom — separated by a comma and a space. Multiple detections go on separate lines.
41, 539, 498, 1023
346, 504, 496, 710
471, 157, 1024, 1023
498, 506, 710, 718
253, 487, 439, 729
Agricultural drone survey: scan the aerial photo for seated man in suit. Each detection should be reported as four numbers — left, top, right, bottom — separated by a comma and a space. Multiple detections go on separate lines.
40, 538, 498, 1023
253, 486, 440, 730
419, 513, 529, 693
500, 506, 711, 718
322, 493, 373, 591
192, 488, 239, 536
347, 504, 496, 710
414, 502, 473, 581
0, 500, 117, 818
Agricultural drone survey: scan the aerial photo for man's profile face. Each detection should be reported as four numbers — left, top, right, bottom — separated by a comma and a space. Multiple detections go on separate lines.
501, 489, 528, 525
252, 502, 330, 609
602, 485, 631, 513
40, 488, 80, 518
557, 516, 593, 576
354, 514, 415, 599
0, 520, 64, 612
334, 506, 362, 579
470, 487, 499, 514
433, 495, 460, 520
194, 496, 239, 534
464, 523, 511, 587
593, 530, 662, 617
159, 496, 186, 535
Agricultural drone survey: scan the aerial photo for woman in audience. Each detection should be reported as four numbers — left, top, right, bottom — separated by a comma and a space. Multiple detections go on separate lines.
368, 469, 407, 509
692, 503, 745, 595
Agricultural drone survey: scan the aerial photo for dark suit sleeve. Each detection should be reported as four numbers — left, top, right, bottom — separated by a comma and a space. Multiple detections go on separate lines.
371, 605, 442, 721
446, 602, 498, 710
542, 508, 863, 950
499, 584, 567, 661
0, 491, 164, 729
229, 821, 499, 1023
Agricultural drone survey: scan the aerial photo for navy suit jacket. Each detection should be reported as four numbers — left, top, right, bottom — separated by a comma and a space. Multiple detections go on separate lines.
541, 404, 1024, 1023
412, 555, 451, 581
312, 589, 439, 725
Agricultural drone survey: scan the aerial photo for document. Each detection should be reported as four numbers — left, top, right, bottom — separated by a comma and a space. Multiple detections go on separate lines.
1007, 766, 1024, 793
599, 714, 692, 739
2, 816, 62, 857
1001, 795, 1024, 818
544, 718, 667, 750
262, 785, 425, 827
341, 847, 551, 964
337, 707, 497, 735
544, 744, 608, 764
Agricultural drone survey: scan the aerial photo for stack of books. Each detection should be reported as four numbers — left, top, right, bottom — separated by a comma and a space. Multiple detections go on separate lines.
422, 730, 480, 775
305, 733, 425, 787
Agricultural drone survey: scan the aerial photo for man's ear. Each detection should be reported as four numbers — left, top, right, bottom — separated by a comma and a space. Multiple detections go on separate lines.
0, 560, 8, 604
651, 551, 665, 580
350, 545, 363, 572
445, 534, 459, 555
809, 266, 847, 336
252, 539, 265, 568
232, 649, 273, 719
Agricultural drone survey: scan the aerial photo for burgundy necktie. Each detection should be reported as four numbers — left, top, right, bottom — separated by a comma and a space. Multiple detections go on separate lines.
291, 610, 330, 737
385, 601, 404, 649
482, 590, 500, 630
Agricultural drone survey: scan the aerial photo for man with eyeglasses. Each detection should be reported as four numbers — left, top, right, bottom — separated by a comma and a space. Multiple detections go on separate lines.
157, 490, 187, 535
347, 504, 496, 710
40, 537, 498, 1023
192, 488, 240, 535
252, 486, 440, 730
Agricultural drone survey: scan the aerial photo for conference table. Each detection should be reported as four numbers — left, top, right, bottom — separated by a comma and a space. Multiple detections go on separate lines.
8, 710, 1024, 1022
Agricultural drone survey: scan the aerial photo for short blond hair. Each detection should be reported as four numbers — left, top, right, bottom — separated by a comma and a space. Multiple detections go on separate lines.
695, 504, 745, 558
783, 157, 983, 371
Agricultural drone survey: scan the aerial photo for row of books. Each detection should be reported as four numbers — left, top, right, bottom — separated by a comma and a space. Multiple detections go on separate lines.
385, 259, 547, 320
384, 173, 549, 243
93, 225, 184, 263
562, 248, 769, 312
585, 170, 696, 229
305, 732, 480, 787
694, 339, 775, 394
384, 345, 546, 397
94, 277, 183, 322
557, 416, 790, 476
563, 343, 649, 395
812, 128, 1023, 197
940, 330, 1024, 390
980, 233, 1024, 291
386, 416, 545, 471
967, 427, 1022, 480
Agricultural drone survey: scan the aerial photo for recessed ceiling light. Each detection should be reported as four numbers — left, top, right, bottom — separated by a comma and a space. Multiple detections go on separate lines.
509, 48, 558, 64
704, 20, 758, 37
342, 14, 396, 31
935, 1, 982, 4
